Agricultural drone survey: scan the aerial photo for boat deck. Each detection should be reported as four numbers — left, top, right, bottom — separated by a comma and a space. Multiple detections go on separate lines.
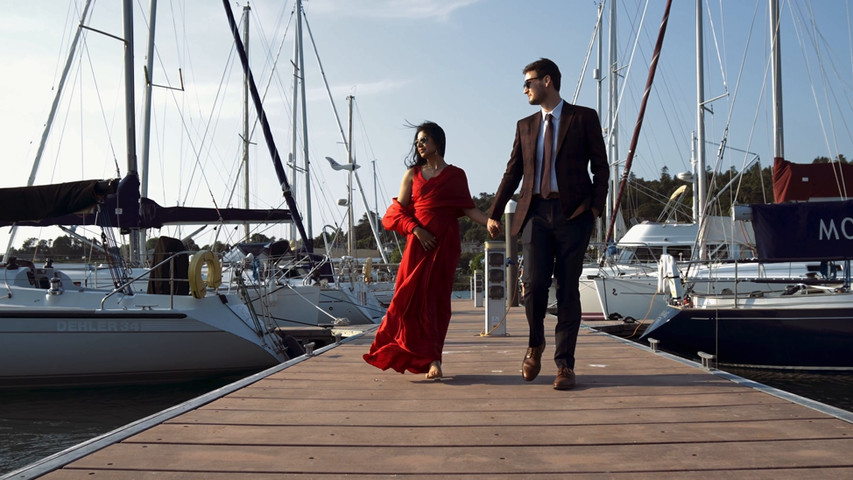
19, 299, 853, 479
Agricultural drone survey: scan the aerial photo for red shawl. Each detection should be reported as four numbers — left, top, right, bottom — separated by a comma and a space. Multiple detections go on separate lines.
364, 165, 475, 373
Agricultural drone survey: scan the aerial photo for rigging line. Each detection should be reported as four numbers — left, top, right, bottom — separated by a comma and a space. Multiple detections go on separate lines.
707, 0, 730, 93
602, 0, 650, 171
572, 0, 606, 104
218, 7, 289, 214
220, 9, 253, 212
618, 0, 645, 62
803, 10, 851, 199
700, 1, 761, 225
301, 11, 349, 165
302, 11, 389, 257
795, 1, 853, 171
80, 34, 122, 178
175, 40, 238, 208
789, 3, 837, 163
849, 2, 853, 88
353, 101, 379, 173
222, 0, 312, 251
605, 0, 673, 244
352, 99, 393, 221
252, 7, 296, 138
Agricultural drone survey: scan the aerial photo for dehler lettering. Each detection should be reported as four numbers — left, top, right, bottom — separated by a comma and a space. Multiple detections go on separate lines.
56, 321, 141, 332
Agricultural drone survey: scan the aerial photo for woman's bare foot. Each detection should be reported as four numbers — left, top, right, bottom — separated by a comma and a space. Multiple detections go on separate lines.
425, 361, 442, 379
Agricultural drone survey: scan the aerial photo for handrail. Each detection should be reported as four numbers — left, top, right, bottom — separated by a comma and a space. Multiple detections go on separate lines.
99, 250, 197, 310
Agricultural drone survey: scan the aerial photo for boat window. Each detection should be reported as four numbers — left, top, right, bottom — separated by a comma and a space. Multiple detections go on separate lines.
663, 246, 692, 262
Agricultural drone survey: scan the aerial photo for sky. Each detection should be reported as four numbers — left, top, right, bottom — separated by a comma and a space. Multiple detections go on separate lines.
2, 0, 853, 254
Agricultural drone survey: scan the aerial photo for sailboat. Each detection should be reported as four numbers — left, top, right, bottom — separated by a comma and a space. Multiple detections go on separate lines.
643, 200, 853, 370
0, 179, 289, 387
586, 0, 816, 325
0, 1, 346, 387
266, 2, 389, 325
641, 0, 853, 371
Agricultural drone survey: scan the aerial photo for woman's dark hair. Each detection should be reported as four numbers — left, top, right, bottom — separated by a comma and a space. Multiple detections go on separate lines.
524, 57, 561, 92
406, 121, 446, 168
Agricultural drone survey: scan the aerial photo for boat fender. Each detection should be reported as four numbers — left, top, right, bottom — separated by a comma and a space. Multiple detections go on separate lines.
189, 250, 222, 299
362, 257, 373, 284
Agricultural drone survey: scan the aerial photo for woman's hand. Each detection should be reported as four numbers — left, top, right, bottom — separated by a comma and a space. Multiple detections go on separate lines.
413, 226, 437, 250
487, 218, 502, 238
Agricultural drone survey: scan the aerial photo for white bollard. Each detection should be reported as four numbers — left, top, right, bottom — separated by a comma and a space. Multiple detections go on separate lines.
473, 269, 484, 307
484, 241, 507, 336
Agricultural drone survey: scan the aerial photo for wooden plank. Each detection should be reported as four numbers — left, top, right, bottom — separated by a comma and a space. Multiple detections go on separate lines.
50, 441, 853, 475
39, 468, 853, 480
130, 418, 849, 445
169, 402, 830, 426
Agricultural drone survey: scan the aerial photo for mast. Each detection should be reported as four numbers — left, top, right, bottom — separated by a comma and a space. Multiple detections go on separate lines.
695, 0, 707, 225
770, 0, 784, 161
298, 1, 311, 241
347, 95, 355, 258
606, 0, 619, 225
122, 0, 141, 265
289, 0, 301, 242
595, 0, 605, 245
372, 159, 378, 221
242, 4, 250, 243
139, 0, 158, 260
287, 0, 311, 242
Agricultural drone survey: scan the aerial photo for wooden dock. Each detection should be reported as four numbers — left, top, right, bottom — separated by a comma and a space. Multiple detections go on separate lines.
13, 298, 853, 479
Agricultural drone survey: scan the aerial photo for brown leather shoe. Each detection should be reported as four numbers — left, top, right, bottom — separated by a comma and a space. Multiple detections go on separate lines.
521, 342, 545, 381
553, 367, 576, 390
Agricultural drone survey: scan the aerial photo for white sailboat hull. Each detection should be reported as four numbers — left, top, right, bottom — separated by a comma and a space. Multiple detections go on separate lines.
0, 267, 287, 388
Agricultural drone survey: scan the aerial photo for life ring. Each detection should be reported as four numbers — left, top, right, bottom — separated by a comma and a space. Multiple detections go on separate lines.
188, 250, 222, 299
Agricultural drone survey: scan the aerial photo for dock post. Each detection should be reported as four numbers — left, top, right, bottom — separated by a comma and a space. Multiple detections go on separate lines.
473, 269, 483, 307
484, 241, 507, 336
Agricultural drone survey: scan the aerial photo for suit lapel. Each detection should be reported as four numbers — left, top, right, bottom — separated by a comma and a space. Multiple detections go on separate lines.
523, 112, 541, 167
556, 102, 575, 156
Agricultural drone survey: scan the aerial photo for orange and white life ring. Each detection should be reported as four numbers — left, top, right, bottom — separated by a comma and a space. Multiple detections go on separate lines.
188, 250, 222, 299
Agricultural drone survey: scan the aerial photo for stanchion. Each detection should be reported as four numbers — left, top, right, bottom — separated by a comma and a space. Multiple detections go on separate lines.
484, 241, 507, 336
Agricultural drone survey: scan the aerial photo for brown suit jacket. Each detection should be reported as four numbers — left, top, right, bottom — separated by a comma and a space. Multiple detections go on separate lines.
489, 101, 609, 236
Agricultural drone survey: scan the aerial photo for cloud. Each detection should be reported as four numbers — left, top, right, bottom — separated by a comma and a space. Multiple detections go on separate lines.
305, 0, 482, 21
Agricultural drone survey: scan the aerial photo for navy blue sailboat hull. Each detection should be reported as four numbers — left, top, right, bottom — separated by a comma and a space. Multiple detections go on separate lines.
643, 306, 853, 370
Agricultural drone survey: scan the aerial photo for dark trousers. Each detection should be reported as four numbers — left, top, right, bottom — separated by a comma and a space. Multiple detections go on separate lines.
521, 198, 594, 370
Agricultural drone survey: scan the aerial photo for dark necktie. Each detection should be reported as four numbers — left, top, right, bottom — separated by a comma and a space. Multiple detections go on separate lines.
541, 113, 554, 197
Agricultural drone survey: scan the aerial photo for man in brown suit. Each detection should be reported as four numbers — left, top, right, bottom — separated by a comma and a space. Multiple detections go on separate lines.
487, 58, 609, 390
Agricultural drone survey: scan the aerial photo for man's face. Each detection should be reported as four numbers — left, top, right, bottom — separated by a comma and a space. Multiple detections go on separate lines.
523, 72, 546, 105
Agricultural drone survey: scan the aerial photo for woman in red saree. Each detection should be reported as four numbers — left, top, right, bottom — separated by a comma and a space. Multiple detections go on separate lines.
363, 122, 489, 379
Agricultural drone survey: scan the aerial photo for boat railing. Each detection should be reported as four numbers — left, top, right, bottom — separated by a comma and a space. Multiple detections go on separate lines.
669, 257, 851, 309
99, 250, 196, 310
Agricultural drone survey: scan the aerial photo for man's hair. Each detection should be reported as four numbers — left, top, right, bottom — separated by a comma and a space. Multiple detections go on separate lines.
523, 58, 561, 92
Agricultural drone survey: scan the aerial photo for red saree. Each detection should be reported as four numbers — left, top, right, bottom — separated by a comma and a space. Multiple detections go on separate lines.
363, 165, 475, 374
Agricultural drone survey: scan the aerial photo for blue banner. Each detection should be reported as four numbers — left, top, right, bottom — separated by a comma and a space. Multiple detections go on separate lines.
751, 200, 853, 261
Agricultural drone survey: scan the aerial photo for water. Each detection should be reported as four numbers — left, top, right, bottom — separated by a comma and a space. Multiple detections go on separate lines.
722, 368, 853, 412
0, 375, 244, 476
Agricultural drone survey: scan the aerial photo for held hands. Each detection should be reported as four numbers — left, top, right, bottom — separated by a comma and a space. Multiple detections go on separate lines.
487, 218, 502, 238
413, 226, 437, 250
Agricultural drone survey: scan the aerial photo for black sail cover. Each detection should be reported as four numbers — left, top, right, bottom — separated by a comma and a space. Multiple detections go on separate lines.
0, 175, 292, 228
0, 179, 116, 223
751, 199, 853, 262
